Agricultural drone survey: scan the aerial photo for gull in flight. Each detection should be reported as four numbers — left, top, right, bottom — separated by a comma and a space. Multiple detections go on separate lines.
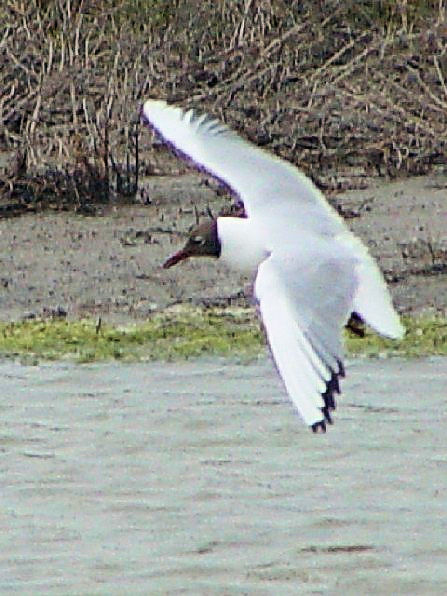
141, 100, 404, 432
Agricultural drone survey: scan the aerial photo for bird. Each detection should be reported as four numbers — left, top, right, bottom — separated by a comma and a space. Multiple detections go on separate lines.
141, 99, 404, 433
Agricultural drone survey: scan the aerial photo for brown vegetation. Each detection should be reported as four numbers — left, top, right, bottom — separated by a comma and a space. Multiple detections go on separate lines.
0, 0, 446, 211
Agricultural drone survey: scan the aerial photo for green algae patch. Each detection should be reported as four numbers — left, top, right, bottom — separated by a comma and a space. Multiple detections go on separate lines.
0, 308, 264, 363
0, 309, 445, 363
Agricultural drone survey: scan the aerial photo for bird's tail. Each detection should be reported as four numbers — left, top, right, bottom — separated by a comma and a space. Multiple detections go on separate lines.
341, 234, 405, 339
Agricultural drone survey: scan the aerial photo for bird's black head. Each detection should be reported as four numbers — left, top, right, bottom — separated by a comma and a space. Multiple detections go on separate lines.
163, 219, 221, 269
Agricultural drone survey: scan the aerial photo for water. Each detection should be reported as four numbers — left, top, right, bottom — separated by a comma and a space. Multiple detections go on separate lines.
1, 357, 446, 594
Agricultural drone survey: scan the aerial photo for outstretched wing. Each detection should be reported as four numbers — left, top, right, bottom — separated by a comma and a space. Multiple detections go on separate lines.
255, 246, 358, 430
141, 99, 341, 228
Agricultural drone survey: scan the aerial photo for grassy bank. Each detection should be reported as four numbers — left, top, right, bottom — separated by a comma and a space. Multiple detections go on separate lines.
0, 308, 445, 364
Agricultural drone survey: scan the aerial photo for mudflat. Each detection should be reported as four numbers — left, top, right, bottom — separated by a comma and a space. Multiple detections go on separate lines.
0, 172, 446, 323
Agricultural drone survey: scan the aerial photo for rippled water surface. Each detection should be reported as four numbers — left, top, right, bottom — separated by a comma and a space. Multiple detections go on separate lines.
1, 357, 447, 594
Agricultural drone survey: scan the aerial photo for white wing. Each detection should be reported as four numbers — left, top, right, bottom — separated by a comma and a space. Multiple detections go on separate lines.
142, 99, 340, 228
142, 99, 404, 340
255, 246, 358, 429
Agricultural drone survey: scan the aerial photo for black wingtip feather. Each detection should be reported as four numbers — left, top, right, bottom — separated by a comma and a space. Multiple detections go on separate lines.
322, 371, 340, 411
312, 420, 327, 433
315, 365, 344, 431
322, 407, 333, 424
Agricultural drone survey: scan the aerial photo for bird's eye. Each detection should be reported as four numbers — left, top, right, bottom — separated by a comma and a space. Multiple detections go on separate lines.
191, 235, 205, 244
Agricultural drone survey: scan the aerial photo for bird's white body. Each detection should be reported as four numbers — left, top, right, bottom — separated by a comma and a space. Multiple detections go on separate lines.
142, 99, 404, 430
217, 217, 269, 273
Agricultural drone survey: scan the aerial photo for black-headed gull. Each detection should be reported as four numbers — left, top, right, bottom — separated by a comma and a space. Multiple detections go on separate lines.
141, 100, 404, 433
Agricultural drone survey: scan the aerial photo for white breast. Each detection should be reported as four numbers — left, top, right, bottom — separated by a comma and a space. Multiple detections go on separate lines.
216, 217, 269, 274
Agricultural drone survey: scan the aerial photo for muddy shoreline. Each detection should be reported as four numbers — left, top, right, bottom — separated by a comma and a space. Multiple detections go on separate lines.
0, 172, 446, 324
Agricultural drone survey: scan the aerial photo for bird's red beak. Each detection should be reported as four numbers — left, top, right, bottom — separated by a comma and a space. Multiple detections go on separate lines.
162, 249, 190, 269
